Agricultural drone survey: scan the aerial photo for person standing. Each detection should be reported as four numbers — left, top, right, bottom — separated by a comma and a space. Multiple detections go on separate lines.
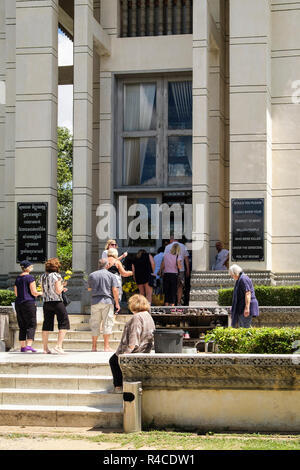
164, 236, 190, 305
40, 258, 70, 354
106, 248, 133, 301
101, 239, 128, 263
212, 241, 229, 270
14, 260, 41, 352
131, 250, 155, 304
109, 294, 155, 393
88, 258, 121, 352
229, 264, 259, 328
160, 243, 183, 306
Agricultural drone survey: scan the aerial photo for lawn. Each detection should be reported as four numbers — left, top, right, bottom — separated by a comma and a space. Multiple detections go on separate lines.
0, 430, 299, 451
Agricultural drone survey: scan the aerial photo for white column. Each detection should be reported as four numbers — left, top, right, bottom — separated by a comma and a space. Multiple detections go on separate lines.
98, 1, 119, 255
192, 0, 210, 270
229, 0, 272, 271
92, 50, 100, 272
72, 0, 93, 274
14, 0, 58, 271
0, 0, 6, 275
3, 0, 16, 278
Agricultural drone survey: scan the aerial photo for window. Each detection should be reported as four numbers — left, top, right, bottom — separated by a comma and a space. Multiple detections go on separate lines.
115, 75, 192, 250
116, 76, 192, 189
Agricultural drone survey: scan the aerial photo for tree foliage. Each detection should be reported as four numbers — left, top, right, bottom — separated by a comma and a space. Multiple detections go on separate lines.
57, 127, 73, 270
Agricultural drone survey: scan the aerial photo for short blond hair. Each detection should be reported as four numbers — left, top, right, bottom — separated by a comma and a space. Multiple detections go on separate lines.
128, 294, 150, 314
107, 248, 118, 258
170, 243, 181, 256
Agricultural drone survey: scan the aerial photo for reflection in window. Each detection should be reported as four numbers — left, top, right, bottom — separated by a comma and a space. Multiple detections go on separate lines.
124, 83, 156, 131
123, 137, 156, 186
168, 81, 192, 130
168, 136, 192, 184
127, 197, 156, 247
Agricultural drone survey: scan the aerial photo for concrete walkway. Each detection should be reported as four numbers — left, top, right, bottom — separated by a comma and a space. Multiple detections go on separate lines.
0, 350, 114, 364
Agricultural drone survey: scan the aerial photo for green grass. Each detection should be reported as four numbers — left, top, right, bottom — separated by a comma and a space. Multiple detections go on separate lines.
1, 431, 300, 450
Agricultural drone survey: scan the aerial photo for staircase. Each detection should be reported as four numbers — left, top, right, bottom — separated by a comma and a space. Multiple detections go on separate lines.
0, 314, 131, 429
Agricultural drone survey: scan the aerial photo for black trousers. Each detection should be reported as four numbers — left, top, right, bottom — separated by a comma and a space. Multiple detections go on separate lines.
109, 353, 123, 387
15, 302, 37, 341
163, 273, 178, 304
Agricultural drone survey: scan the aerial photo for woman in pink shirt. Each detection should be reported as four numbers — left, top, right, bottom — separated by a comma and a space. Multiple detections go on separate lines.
159, 244, 183, 306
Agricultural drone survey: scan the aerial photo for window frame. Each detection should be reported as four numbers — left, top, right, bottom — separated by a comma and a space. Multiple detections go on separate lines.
115, 74, 193, 191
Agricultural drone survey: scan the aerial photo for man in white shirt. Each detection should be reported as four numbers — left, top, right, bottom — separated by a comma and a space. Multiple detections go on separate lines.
164, 237, 190, 305
212, 241, 229, 271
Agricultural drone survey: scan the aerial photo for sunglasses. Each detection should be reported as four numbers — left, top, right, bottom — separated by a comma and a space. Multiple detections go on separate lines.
110, 243, 117, 246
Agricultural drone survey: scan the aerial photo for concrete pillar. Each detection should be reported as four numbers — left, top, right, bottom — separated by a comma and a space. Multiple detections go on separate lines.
208, 2, 228, 266
98, 0, 119, 255
14, 0, 58, 272
192, 0, 210, 270
0, 0, 6, 276
72, 0, 93, 273
92, 49, 100, 272
229, 0, 272, 271
4, 0, 16, 276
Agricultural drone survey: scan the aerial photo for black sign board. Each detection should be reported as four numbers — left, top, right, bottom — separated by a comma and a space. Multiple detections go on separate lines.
17, 202, 48, 263
232, 199, 264, 261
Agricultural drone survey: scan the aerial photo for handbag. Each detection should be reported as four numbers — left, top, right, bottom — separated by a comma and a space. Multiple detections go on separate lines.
148, 274, 156, 288
62, 291, 71, 306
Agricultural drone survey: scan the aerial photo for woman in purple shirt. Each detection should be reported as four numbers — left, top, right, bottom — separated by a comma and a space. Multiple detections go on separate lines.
14, 260, 41, 352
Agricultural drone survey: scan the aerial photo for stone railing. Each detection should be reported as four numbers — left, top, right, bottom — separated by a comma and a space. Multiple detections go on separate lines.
120, 353, 300, 431
120, 0, 193, 38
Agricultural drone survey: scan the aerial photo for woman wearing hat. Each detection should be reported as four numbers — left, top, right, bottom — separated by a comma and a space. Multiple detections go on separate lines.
14, 260, 42, 352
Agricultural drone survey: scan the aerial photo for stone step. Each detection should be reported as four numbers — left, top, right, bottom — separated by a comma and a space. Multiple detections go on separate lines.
0, 374, 113, 390
0, 404, 123, 428
34, 321, 126, 332
0, 353, 123, 429
0, 360, 111, 376
0, 389, 122, 407
34, 330, 123, 341
30, 339, 120, 351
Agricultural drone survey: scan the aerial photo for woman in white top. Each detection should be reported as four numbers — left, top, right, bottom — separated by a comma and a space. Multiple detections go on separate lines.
40, 257, 70, 354
106, 248, 133, 301
101, 239, 128, 262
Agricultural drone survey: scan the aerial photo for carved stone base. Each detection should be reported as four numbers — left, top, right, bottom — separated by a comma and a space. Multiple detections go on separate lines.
190, 270, 300, 302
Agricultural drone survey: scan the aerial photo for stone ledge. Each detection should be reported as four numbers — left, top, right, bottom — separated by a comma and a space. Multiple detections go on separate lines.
119, 353, 300, 391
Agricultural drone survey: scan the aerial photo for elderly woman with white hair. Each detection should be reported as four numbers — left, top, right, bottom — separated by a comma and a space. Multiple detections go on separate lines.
229, 264, 259, 328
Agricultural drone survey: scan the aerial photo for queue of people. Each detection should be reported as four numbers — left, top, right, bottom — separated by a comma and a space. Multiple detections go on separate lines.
13, 238, 257, 358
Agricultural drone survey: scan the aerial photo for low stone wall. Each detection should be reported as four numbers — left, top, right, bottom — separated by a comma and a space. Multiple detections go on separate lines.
0, 307, 17, 350
219, 306, 300, 327
119, 353, 300, 432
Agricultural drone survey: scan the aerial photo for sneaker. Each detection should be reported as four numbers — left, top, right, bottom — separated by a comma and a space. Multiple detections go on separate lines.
20, 347, 27, 353
114, 386, 123, 394
25, 346, 37, 353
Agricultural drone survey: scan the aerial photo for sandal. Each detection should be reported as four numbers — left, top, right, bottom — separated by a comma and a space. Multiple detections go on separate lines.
51, 346, 66, 355
43, 349, 52, 354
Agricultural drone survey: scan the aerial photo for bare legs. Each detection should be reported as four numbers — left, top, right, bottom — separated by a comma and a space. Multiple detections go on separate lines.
138, 283, 152, 304
92, 334, 113, 352
42, 329, 67, 353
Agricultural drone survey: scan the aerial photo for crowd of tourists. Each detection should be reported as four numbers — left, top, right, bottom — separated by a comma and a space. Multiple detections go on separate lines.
12, 237, 258, 391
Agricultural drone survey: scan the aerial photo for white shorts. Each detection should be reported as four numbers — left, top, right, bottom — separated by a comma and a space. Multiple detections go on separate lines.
90, 303, 114, 336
